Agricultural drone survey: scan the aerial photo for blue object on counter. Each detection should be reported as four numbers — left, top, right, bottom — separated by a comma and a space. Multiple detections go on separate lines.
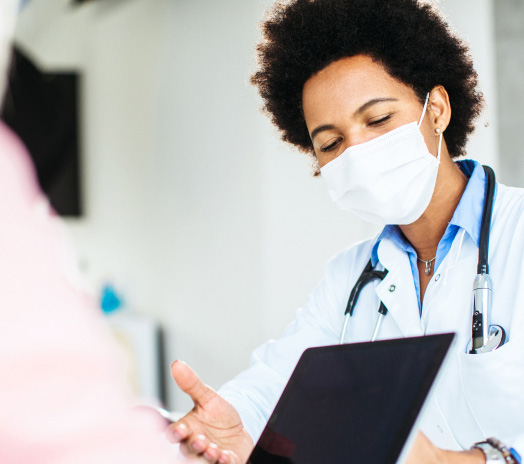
100, 284, 123, 314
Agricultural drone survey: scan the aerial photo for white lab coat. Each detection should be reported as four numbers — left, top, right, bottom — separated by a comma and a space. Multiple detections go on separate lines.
219, 182, 524, 454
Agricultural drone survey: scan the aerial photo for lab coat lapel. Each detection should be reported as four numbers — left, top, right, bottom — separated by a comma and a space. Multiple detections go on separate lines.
375, 238, 423, 337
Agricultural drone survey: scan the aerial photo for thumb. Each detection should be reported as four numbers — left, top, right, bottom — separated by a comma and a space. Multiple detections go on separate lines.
171, 360, 217, 407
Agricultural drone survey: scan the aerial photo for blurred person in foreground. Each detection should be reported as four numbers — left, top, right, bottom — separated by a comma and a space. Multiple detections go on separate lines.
0, 1, 185, 462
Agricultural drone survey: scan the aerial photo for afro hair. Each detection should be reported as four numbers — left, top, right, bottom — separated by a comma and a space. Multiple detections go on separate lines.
252, 0, 484, 165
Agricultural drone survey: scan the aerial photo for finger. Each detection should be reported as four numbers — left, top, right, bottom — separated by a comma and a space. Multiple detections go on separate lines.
166, 422, 190, 444
178, 441, 192, 459
171, 361, 217, 407
203, 443, 220, 462
188, 434, 209, 454
177, 446, 214, 463
218, 450, 241, 464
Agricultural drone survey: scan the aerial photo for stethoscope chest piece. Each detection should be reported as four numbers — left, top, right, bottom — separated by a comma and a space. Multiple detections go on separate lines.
467, 324, 506, 354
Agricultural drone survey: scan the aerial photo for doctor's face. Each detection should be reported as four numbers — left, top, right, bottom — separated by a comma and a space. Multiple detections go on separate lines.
302, 55, 440, 169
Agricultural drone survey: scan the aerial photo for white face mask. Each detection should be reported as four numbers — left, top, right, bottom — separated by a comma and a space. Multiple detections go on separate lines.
320, 93, 443, 225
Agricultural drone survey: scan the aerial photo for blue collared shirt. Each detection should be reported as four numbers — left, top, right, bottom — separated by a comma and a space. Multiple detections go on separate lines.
370, 159, 495, 313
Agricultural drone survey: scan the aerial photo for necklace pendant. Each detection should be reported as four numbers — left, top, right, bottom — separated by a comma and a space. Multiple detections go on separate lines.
424, 261, 432, 276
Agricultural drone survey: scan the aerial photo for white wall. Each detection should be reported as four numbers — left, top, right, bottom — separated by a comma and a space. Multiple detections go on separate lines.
136, 0, 377, 409
440, 0, 499, 172
15, 0, 497, 411
494, 0, 524, 187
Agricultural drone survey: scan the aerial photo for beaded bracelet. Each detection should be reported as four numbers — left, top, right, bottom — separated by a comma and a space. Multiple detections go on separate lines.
486, 437, 520, 464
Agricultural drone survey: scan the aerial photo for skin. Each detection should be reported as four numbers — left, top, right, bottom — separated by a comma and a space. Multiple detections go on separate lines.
167, 361, 253, 464
168, 55, 485, 463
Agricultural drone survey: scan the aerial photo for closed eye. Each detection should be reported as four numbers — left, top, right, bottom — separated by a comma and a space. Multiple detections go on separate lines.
368, 114, 392, 126
320, 137, 342, 153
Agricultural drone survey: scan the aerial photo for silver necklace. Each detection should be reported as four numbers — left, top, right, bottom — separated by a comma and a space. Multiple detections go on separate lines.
417, 256, 436, 276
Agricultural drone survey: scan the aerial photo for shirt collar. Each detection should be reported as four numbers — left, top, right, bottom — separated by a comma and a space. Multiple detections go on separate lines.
448, 159, 489, 248
371, 159, 490, 266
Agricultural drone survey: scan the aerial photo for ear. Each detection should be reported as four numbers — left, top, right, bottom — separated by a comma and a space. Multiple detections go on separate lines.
428, 85, 451, 133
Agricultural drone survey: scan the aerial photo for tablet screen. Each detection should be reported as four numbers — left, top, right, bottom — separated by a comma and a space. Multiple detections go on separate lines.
248, 334, 454, 464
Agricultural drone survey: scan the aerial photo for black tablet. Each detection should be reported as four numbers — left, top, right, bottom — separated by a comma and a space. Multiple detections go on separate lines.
248, 333, 455, 464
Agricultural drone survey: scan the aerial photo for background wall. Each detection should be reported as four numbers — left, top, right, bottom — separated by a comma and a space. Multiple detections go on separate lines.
439, 0, 499, 173
494, 0, 524, 188
14, 0, 502, 411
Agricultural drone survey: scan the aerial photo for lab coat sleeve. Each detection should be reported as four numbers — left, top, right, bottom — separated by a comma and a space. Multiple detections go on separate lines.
510, 435, 524, 463
218, 241, 373, 442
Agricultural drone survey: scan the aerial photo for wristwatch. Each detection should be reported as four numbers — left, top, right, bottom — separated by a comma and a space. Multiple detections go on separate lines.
473, 439, 519, 464
474, 442, 506, 463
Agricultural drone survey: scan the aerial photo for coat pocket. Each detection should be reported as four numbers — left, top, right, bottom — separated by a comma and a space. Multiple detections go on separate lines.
458, 341, 524, 440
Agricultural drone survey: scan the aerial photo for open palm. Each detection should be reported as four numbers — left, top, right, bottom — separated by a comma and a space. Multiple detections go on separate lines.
168, 361, 254, 464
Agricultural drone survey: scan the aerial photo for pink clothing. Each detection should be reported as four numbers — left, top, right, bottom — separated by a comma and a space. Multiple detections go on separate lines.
0, 122, 174, 463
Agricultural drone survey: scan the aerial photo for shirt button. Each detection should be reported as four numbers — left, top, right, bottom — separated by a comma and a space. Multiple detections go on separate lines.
435, 274, 441, 282
389, 284, 396, 292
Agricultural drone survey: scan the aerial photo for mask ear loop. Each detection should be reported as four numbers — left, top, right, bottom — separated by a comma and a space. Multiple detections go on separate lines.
417, 93, 430, 127
436, 130, 443, 161
418, 92, 443, 161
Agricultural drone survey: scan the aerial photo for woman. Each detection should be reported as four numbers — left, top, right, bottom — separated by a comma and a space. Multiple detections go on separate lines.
167, 1, 524, 463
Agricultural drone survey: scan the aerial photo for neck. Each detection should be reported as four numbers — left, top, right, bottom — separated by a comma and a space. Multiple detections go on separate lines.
399, 157, 468, 260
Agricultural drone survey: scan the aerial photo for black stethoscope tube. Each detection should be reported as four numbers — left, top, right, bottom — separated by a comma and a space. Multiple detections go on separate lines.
470, 166, 505, 353
344, 260, 388, 317
478, 166, 495, 275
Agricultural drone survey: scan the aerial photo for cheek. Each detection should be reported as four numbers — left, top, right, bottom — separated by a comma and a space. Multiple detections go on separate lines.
316, 151, 340, 169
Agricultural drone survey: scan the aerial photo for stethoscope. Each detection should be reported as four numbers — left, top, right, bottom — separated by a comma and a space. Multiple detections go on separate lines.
339, 166, 506, 354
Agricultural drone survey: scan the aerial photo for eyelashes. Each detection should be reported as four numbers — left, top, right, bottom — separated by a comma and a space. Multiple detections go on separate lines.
320, 137, 342, 153
318, 113, 395, 153
368, 114, 392, 126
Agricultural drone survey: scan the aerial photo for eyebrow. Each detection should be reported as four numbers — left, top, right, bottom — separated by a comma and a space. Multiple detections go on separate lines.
309, 97, 398, 141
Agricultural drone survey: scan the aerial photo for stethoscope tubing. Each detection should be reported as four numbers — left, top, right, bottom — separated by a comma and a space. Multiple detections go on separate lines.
477, 166, 495, 275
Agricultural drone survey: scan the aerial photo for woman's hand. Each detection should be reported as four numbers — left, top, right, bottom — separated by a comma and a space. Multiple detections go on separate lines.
406, 432, 485, 464
167, 361, 254, 464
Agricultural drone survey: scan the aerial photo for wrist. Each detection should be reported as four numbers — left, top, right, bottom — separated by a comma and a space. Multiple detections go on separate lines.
440, 448, 486, 464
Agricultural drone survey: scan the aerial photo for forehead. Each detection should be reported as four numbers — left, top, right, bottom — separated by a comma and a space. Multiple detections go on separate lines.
302, 55, 416, 124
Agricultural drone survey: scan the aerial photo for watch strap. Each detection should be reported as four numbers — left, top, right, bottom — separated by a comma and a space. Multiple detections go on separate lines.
473, 439, 519, 464
474, 442, 506, 463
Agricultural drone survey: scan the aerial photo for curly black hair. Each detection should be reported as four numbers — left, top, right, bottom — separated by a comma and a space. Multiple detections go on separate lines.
252, 0, 483, 166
